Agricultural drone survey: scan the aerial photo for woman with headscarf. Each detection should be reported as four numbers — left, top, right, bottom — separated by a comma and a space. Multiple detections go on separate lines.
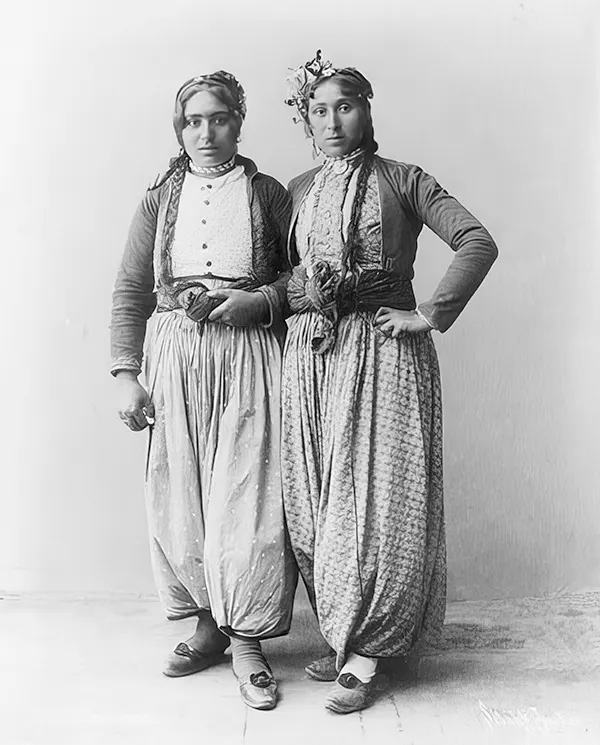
282, 52, 498, 713
110, 71, 297, 711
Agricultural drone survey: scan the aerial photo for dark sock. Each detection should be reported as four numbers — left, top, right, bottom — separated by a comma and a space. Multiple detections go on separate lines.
187, 610, 229, 653
230, 637, 270, 679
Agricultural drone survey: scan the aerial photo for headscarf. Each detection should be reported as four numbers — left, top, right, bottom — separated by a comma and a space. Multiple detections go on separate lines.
149, 71, 246, 190
173, 70, 247, 147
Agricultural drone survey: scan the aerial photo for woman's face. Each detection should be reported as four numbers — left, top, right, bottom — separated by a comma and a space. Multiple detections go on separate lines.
307, 79, 367, 157
181, 90, 240, 167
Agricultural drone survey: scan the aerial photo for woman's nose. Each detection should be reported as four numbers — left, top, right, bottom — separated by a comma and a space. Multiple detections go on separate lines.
199, 121, 212, 142
326, 111, 340, 131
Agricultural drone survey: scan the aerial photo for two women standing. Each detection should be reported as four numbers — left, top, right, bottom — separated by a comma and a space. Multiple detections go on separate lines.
111, 54, 497, 714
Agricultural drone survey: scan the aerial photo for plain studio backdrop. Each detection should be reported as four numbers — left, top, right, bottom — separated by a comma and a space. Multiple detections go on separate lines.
0, 0, 598, 602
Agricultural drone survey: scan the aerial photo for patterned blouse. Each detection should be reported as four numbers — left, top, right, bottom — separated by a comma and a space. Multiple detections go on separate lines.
295, 153, 382, 275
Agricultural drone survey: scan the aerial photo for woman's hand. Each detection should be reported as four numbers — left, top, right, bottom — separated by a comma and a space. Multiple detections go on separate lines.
116, 372, 154, 432
207, 289, 268, 326
374, 307, 432, 338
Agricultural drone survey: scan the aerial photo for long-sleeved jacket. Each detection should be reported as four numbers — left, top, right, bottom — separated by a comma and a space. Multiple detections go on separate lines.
287, 155, 498, 332
110, 156, 292, 375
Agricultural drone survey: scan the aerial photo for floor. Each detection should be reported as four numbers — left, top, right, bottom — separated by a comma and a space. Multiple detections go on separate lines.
2, 590, 599, 745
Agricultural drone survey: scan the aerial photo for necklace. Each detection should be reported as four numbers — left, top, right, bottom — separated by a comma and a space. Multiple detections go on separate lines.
324, 147, 365, 175
188, 155, 236, 176
325, 146, 365, 163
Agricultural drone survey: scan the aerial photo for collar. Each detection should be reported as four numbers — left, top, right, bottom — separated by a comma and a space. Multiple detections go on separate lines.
235, 154, 258, 181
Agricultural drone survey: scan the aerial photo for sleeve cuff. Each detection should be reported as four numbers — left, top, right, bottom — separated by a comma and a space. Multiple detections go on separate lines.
256, 286, 277, 328
111, 359, 142, 377
416, 305, 438, 331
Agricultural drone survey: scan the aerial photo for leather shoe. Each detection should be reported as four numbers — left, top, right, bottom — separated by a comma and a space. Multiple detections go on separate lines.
238, 670, 278, 711
163, 641, 228, 678
325, 673, 375, 714
305, 654, 338, 682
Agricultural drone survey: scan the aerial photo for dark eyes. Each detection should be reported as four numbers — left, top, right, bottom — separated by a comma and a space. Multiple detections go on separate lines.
185, 116, 229, 128
311, 104, 353, 117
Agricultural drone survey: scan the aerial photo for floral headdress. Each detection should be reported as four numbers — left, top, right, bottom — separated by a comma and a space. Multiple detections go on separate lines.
284, 50, 338, 122
285, 50, 374, 123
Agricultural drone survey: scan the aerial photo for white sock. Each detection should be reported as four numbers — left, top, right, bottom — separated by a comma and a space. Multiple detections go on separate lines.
340, 653, 378, 683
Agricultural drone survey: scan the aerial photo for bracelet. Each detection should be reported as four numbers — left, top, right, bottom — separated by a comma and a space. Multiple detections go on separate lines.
416, 308, 436, 330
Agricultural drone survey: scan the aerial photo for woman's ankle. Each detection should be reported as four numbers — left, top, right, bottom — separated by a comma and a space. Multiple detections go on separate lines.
230, 637, 270, 679
187, 611, 229, 652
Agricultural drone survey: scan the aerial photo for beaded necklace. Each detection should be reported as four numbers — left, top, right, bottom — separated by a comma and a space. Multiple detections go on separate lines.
188, 154, 236, 176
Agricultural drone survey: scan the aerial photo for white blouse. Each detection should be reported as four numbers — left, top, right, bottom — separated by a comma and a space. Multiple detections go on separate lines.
170, 166, 253, 281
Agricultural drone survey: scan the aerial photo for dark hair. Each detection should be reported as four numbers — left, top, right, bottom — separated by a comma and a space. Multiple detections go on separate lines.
149, 72, 246, 191
304, 70, 379, 154
172, 72, 246, 147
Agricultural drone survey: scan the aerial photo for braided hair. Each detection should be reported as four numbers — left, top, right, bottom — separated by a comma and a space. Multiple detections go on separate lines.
338, 151, 375, 291
309, 70, 378, 276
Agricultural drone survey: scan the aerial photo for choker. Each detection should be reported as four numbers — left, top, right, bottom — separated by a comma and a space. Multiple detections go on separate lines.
323, 147, 365, 175
188, 155, 237, 176
324, 147, 365, 163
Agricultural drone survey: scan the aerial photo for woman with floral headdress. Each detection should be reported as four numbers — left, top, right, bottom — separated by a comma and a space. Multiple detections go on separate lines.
110, 71, 297, 711
282, 52, 498, 713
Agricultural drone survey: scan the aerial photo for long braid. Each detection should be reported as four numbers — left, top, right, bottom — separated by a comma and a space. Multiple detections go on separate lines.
149, 151, 189, 192
347, 151, 374, 260
158, 156, 188, 284
337, 151, 375, 291
339, 149, 375, 593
